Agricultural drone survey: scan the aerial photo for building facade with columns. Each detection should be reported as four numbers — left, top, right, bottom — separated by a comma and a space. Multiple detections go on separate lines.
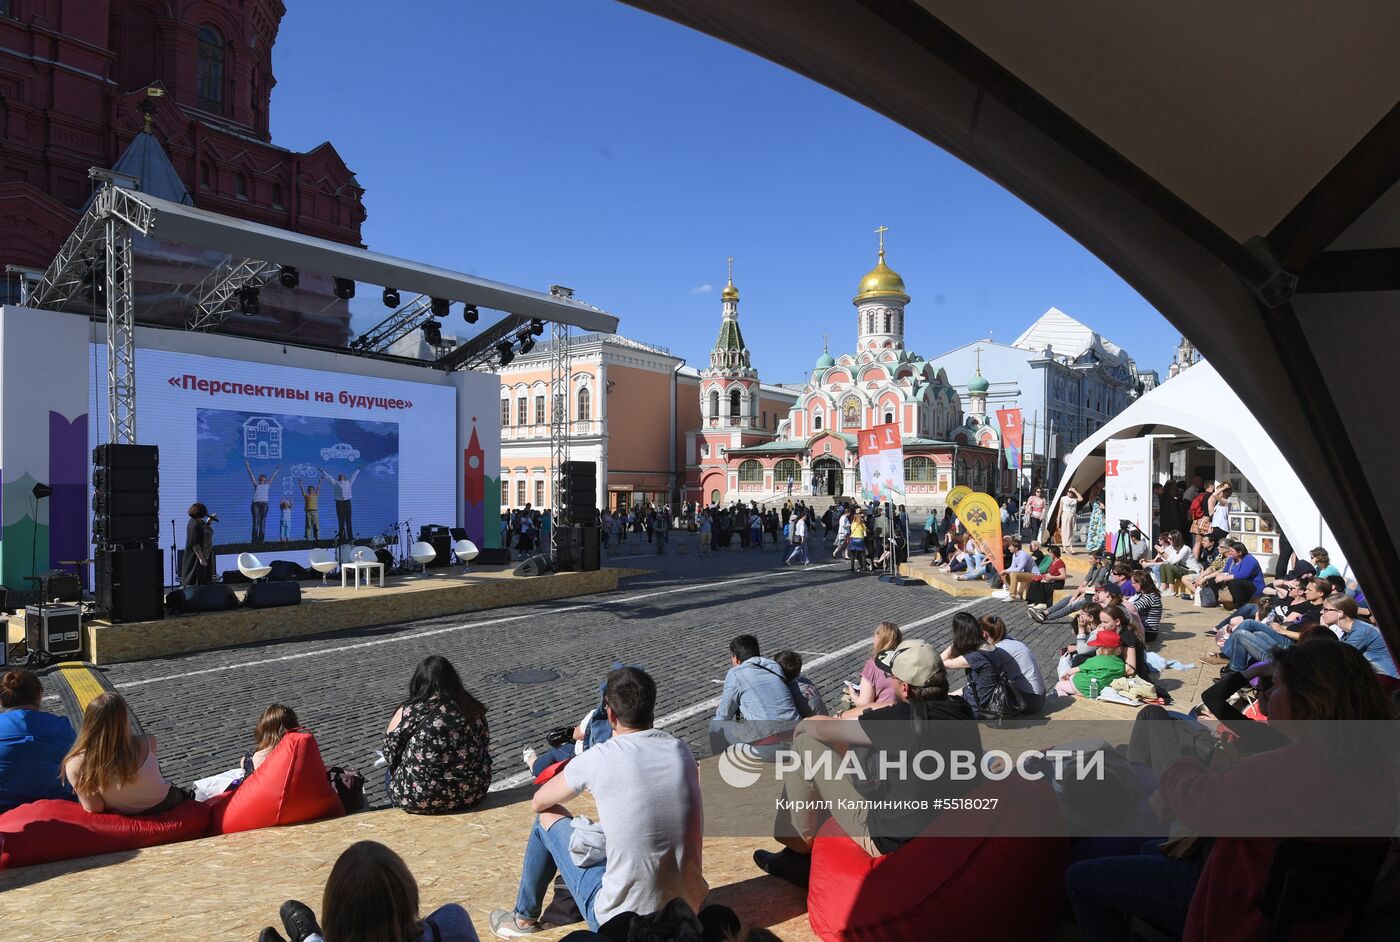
687, 241, 999, 511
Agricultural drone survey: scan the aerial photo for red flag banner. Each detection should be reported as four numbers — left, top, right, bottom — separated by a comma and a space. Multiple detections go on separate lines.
995, 408, 1024, 470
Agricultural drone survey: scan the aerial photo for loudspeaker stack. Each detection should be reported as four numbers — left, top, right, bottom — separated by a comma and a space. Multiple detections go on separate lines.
93, 444, 164, 623
561, 460, 599, 527
554, 526, 601, 573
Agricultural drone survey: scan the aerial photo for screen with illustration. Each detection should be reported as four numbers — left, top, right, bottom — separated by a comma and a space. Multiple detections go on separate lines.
197, 408, 400, 544
89, 344, 457, 556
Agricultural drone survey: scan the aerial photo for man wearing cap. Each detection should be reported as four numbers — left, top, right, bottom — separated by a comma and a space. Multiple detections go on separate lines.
753, 638, 982, 886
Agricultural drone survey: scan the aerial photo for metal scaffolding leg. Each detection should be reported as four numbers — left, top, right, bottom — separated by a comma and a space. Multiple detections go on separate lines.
106, 217, 137, 444
549, 320, 571, 557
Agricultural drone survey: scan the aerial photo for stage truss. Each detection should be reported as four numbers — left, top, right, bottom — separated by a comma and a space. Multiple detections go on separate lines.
550, 318, 572, 552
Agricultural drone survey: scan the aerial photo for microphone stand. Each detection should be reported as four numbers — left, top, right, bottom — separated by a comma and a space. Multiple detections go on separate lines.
169, 518, 178, 587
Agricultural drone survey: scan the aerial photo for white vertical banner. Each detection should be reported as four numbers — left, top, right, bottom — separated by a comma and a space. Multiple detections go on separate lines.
858, 422, 905, 503
1104, 437, 1152, 540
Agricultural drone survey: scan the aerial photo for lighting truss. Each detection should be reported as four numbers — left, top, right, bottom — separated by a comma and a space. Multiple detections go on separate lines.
185, 256, 277, 330
435, 314, 528, 371
30, 184, 155, 443
352, 294, 435, 353
549, 317, 571, 544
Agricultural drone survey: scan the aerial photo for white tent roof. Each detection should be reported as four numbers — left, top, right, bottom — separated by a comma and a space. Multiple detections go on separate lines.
1050, 362, 1345, 574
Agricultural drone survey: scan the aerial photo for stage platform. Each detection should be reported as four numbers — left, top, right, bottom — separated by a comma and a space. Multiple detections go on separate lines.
6, 566, 642, 666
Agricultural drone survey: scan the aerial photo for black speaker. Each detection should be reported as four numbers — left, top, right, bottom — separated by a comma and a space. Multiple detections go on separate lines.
555, 526, 601, 572
561, 460, 598, 526
267, 560, 313, 582
93, 490, 159, 515
166, 584, 238, 613
474, 547, 511, 565
93, 513, 161, 543
92, 467, 159, 495
96, 546, 164, 623
93, 443, 158, 470
513, 554, 552, 577
244, 580, 302, 609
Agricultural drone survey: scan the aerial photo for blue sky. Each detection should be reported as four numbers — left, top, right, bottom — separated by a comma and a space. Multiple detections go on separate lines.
270, 0, 1177, 381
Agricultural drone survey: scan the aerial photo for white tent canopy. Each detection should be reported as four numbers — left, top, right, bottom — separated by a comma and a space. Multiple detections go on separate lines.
1050, 362, 1345, 575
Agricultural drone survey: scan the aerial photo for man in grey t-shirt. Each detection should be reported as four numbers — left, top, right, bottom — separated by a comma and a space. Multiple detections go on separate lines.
490, 668, 706, 937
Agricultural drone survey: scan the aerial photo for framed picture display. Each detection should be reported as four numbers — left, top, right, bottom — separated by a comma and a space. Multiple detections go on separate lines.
1230, 515, 1243, 532
1259, 517, 1275, 533
1244, 517, 1257, 533
1260, 536, 1276, 555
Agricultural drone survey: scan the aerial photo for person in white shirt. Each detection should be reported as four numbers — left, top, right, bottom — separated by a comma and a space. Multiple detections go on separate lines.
785, 510, 810, 566
490, 668, 706, 937
245, 459, 280, 545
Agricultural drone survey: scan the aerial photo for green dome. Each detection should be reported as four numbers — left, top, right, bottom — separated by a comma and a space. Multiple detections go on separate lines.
815, 352, 836, 370
967, 372, 990, 394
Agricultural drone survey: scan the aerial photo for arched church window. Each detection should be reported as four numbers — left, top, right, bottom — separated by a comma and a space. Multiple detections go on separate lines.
197, 26, 225, 112
708, 390, 719, 419
813, 412, 823, 430
867, 312, 875, 333
729, 389, 741, 418
884, 411, 894, 425
904, 457, 935, 482
235, 172, 248, 200
738, 460, 762, 484
577, 386, 591, 421
774, 459, 800, 483
884, 311, 893, 332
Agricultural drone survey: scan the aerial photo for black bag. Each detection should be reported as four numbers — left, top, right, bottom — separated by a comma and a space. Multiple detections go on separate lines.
327, 766, 366, 813
970, 650, 1026, 725
1199, 585, 1218, 608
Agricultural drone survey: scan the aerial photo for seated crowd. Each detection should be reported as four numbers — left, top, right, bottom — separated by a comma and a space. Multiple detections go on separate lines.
4, 529, 1398, 942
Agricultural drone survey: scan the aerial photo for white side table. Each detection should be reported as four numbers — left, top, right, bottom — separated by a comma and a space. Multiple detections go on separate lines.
342, 561, 385, 589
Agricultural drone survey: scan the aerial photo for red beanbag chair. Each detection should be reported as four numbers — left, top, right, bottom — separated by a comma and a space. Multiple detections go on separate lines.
807, 776, 1070, 942
205, 731, 343, 835
0, 797, 211, 869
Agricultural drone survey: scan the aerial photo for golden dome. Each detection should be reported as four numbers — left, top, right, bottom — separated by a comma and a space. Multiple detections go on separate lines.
854, 249, 909, 304
721, 278, 740, 302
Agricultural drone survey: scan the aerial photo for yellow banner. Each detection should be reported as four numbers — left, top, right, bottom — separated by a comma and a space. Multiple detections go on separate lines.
946, 486, 973, 513
953, 491, 1004, 572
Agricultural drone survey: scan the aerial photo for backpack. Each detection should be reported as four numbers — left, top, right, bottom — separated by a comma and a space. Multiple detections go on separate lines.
1199, 584, 1219, 608
967, 650, 1027, 726
1190, 493, 1208, 520
326, 766, 366, 813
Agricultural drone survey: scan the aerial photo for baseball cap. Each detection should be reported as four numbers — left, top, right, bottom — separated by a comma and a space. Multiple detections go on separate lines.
875, 639, 945, 687
1088, 630, 1123, 648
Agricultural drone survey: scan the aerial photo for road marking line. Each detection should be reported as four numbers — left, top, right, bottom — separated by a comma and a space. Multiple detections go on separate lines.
490, 596, 987, 793
114, 564, 840, 690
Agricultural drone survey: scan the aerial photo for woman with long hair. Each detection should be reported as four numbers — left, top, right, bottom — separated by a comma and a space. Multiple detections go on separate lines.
1129, 571, 1164, 642
842, 622, 904, 715
1085, 489, 1106, 554
259, 840, 479, 942
243, 703, 301, 775
1065, 642, 1399, 941
979, 615, 1046, 713
383, 656, 491, 814
939, 612, 1033, 718
0, 669, 77, 811
61, 693, 186, 815
1025, 544, 1067, 609
848, 510, 868, 573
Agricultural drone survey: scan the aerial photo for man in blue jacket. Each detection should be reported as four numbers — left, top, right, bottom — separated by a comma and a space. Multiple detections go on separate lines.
709, 635, 807, 757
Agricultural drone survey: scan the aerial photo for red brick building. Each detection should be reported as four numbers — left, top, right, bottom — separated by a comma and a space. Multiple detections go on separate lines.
0, 0, 365, 341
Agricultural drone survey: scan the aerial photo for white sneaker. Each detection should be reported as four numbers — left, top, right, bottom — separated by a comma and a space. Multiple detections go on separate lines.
522, 747, 537, 772
991, 589, 1010, 600
490, 910, 540, 939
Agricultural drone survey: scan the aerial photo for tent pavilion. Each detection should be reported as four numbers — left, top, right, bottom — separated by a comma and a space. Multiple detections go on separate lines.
1049, 361, 1346, 575
628, 1, 1400, 647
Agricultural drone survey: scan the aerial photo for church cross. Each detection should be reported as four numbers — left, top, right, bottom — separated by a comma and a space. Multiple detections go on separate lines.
974, 345, 982, 374
875, 225, 889, 254
727, 256, 734, 283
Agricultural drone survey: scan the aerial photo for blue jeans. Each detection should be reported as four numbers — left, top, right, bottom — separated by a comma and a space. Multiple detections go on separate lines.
786, 540, 809, 565
1214, 602, 1257, 630
1065, 840, 1205, 940
513, 816, 607, 930
531, 742, 576, 777
1224, 620, 1291, 670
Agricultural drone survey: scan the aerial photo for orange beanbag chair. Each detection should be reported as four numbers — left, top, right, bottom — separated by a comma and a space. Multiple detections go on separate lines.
204, 731, 343, 835
0, 797, 211, 869
807, 776, 1070, 942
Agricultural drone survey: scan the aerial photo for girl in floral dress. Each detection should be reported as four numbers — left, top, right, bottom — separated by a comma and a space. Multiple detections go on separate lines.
1086, 494, 1106, 554
384, 656, 491, 814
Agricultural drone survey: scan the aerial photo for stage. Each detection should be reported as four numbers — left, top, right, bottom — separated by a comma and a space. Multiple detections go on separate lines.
6, 565, 641, 666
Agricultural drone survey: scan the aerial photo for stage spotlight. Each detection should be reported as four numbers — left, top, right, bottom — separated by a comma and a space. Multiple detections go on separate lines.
238, 285, 261, 316
518, 335, 535, 355
463, 304, 479, 324
496, 340, 515, 366
333, 277, 355, 300
431, 297, 450, 318
421, 319, 442, 346
529, 319, 545, 337
278, 266, 299, 290
382, 287, 400, 308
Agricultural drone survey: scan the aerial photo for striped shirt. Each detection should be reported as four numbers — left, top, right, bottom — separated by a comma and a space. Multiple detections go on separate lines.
1131, 591, 1163, 636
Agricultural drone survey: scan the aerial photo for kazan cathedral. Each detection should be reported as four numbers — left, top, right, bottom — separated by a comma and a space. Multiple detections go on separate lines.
689, 236, 1002, 512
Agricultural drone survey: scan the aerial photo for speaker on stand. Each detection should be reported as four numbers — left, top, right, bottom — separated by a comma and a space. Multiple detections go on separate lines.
92, 444, 164, 624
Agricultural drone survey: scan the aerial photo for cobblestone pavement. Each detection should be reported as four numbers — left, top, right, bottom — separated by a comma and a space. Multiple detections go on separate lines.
93, 535, 1068, 808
